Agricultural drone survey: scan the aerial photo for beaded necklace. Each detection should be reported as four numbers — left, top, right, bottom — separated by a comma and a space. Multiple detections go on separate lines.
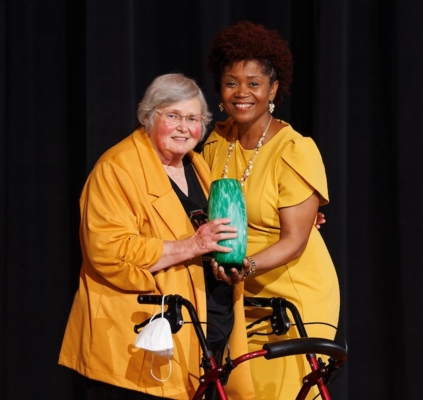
221, 115, 273, 186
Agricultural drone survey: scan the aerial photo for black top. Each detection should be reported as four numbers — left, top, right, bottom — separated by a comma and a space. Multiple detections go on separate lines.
168, 156, 234, 346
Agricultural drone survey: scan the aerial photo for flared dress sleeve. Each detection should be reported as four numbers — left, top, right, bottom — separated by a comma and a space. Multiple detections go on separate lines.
277, 136, 329, 207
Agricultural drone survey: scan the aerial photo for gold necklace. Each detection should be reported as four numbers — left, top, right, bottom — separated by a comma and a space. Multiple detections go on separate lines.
221, 115, 273, 186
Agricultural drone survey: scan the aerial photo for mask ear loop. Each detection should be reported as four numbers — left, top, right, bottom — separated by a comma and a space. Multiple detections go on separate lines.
150, 295, 172, 382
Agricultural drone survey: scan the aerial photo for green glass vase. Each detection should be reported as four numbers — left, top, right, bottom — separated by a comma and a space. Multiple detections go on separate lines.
208, 178, 247, 275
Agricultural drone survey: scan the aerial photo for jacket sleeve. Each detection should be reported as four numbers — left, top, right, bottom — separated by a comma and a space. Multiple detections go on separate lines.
80, 160, 162, 291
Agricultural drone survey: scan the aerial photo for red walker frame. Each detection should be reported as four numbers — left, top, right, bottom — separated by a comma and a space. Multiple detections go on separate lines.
135, 294, 347, 400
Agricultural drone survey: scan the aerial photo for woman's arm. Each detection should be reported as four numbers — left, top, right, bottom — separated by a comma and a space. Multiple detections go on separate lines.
251, 192, 320, 269
149, 218, 237, 272
213, 192, 320, 283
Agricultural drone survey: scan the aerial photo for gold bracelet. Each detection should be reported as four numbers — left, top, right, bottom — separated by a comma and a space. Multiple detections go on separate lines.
244, 257, 257, 277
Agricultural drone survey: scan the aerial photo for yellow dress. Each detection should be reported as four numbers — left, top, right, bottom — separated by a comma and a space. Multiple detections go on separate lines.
202, 119, 340, 400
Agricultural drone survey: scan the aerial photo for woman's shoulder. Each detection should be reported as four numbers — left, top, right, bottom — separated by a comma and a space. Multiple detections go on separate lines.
274, 120, 303, 141
204, 118, 236, 144
96, 128, 147, 164
273, 121, 321, 158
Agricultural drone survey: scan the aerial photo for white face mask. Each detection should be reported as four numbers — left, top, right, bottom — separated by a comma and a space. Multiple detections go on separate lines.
134, 295, 174, 381
135, 317, 174, 358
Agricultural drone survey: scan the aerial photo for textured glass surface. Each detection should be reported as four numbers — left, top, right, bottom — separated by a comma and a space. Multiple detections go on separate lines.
208, 178, 247, 274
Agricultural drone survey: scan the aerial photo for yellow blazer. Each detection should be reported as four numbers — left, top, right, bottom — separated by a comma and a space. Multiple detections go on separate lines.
58, 128, 255, 399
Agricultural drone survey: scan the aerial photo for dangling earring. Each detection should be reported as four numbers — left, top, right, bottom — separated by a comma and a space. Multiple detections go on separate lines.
219, 102, 224, 112
269, 101, 275, 114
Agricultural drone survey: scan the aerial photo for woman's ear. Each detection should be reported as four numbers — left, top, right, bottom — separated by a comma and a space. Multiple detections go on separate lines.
270, 80, 279, 101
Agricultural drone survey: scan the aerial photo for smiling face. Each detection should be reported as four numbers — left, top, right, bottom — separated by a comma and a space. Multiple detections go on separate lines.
220, 60, 279, 129
149, 98, 202, 165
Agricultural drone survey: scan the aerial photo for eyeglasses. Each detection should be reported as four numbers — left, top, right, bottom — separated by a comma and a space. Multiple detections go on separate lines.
156, 110, 204, 127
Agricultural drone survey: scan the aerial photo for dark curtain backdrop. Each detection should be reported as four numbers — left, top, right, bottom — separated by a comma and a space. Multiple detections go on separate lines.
1, 1, 422, 399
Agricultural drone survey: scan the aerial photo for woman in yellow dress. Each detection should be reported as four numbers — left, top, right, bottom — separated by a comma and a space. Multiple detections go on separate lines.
202, 21, 340, 399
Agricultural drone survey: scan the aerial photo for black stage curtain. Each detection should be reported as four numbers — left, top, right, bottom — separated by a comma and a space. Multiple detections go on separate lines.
1, 1, 422, 399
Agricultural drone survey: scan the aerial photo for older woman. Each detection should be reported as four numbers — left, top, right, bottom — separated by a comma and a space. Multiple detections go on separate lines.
203, 21, 340, 399
58, 73, 256, 400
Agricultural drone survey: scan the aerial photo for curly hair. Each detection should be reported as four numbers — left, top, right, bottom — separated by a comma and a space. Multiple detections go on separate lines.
207, 21, 293, 105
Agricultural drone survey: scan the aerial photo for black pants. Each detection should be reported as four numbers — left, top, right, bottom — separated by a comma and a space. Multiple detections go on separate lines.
85, 379, 173, 400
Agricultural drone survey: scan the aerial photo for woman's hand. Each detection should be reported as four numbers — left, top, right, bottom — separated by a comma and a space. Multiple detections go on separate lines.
315, 212, 326, 229
192, 218, 238, 255
211, 256, 254, 285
